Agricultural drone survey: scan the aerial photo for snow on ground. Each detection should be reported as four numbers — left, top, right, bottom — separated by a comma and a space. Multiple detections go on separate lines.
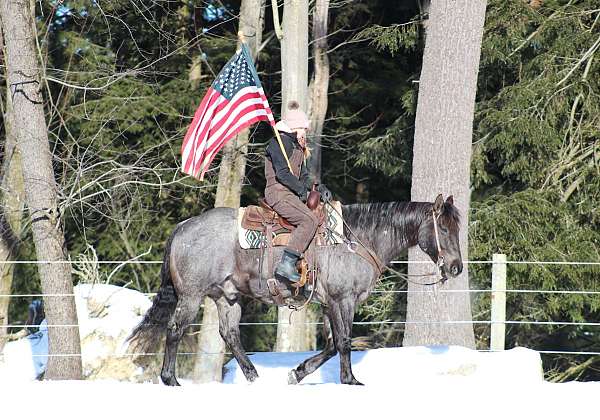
2, 284, 599, 419
0, 319, 48, 379
3, 346, 599, 420
1, 365, 598, 420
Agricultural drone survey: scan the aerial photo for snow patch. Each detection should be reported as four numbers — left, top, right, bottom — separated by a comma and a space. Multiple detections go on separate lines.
0, 284, 154, 381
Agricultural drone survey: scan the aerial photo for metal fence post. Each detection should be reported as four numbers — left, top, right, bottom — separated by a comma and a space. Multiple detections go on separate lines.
491, 253, 507, 351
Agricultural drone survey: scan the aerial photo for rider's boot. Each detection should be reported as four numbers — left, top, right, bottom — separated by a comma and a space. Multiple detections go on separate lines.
275, 248, 301, 284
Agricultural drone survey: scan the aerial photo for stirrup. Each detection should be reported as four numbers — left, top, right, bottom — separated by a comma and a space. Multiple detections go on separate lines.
267, 278, 286, 306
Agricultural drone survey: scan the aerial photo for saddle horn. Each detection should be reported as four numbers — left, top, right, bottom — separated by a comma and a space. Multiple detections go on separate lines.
306, 184, 321, 210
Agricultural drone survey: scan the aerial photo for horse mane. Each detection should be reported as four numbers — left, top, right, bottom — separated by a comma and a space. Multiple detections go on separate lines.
341, 200, 461, 260
343, 202, 417, 232
342, 202, 429, 250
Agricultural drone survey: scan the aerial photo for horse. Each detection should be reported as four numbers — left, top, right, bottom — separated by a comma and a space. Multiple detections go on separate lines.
128, 194, 463, 386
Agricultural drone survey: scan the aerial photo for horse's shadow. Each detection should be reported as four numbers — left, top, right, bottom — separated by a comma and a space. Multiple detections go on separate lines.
223, 350, 368, 385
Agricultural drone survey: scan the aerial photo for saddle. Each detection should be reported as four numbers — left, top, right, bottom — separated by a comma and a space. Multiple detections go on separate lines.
238, 199, 344, 249
241, 198, 326, 234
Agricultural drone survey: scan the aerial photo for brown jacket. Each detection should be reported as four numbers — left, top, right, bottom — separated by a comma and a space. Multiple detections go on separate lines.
264, 131, 311, 205
264, 131, 318, 254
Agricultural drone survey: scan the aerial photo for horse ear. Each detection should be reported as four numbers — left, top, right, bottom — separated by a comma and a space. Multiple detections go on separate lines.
433, 194, 444, 213
446, 195, 454, 206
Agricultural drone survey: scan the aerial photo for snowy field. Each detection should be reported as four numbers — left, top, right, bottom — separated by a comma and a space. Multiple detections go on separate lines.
1, 358, 599, 420
3, 343, 599, 419
1, 284, 599, 419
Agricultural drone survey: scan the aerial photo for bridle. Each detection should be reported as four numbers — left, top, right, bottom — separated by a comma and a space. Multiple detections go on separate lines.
430, 207, 448, 284
400, 206, 448, 286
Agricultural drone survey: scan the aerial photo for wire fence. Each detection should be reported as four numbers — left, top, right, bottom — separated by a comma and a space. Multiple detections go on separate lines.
1, 259, 599, 265
1, 257, 599, 358
4, 320, 600, 329
5, 288, 600, 298
20, 350, 600, 358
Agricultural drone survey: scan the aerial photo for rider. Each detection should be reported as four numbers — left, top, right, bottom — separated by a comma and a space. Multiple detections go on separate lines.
264, 100, 332, 283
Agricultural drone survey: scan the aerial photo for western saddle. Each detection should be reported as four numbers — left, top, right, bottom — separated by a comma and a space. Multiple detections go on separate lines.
240, 198, 326, 236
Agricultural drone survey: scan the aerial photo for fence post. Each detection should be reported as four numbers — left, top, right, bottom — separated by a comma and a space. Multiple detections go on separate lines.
491, 253, 507, 351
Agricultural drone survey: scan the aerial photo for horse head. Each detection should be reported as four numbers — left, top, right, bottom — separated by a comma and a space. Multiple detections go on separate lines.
417, 194, 463, 278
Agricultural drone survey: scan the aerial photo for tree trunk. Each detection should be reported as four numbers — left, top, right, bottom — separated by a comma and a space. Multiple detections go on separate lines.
280, 0, 309, 114
193, 0, 266, 383
307, 0, 330, 182
403, 0, 487, 348
0, 83, 25, 353
274, 0, 313, 353
0, 0, 82, 378
419, 0, 431, 35
0, 24, 25, 353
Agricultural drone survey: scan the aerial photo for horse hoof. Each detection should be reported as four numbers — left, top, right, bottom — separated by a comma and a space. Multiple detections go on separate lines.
161, 374, 181, 386
162, 378, 181, 386
343, 378, 364, 386
242, 368, 258, 383
288, 370, 299, 385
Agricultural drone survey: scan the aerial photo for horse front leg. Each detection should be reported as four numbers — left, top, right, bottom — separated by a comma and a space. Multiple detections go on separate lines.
289, 313, 337, 384
215, 296, 259, 382
328, 298, 363, 385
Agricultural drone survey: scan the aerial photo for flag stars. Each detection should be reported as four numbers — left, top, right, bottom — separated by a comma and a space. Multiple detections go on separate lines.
211, 53, 262, 98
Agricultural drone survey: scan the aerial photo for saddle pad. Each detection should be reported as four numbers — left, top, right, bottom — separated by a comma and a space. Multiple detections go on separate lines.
238, 201, 345, 249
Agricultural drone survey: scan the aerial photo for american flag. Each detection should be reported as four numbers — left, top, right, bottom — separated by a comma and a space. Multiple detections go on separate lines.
181, 43, 275, 180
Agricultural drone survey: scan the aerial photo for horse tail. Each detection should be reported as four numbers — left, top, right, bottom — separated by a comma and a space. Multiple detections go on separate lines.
127, 232, 178, 352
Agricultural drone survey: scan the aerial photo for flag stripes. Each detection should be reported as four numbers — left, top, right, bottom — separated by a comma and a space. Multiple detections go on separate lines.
181, 44, 275, 180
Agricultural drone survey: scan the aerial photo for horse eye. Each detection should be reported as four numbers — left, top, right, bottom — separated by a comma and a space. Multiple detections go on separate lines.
440, 226, 448, 234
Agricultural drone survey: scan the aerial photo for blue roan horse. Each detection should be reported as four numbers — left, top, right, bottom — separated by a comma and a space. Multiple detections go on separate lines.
129, 194, 463, 385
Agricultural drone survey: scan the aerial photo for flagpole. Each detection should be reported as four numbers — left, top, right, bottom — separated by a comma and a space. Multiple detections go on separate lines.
237, 31, 245, 52
237, 31, 295, 176
273, 129, 295, 176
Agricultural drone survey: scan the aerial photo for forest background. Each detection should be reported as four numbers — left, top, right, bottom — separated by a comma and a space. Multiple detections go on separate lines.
0, 0, 599, 381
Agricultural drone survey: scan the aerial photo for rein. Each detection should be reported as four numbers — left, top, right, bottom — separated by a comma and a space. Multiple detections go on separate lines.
429, 207, 448, 284
324, 201, 385, 277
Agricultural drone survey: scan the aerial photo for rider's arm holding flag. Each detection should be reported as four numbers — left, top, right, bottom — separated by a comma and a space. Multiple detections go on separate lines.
265, 133, 309, 201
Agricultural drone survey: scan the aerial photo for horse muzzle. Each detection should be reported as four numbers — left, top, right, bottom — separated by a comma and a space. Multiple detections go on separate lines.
448, 260, 463, 277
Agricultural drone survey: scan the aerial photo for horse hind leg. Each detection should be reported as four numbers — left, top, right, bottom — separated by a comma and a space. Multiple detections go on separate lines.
289, 313, 337, 384
215, 296, 259, 382
161, 294, 202, 386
